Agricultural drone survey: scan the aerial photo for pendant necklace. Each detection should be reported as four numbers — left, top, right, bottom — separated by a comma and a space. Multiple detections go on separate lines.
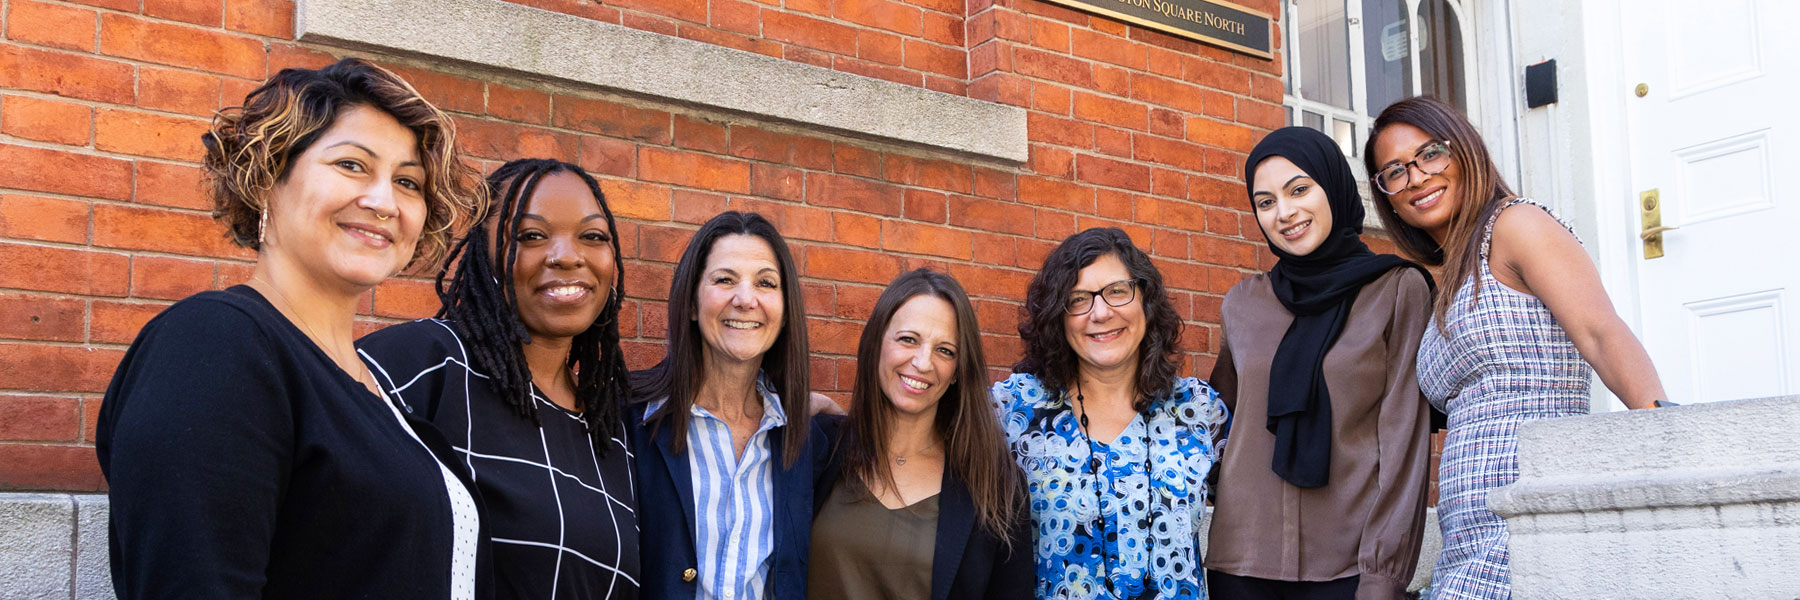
894, 441, 938, 466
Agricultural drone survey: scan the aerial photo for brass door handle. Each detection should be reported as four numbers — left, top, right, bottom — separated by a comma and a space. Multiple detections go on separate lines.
1639, 225, 1680, 240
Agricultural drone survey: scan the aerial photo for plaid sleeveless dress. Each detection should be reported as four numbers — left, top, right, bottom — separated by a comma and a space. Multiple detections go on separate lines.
1416, 198, 1592, 599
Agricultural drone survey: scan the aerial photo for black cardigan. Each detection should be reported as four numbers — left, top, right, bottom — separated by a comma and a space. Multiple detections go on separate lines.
96, 286, 491, 600
812, 433, 1035, 600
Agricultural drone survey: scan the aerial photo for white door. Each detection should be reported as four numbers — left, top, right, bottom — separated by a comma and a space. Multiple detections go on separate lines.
1621, 0, 1800, 403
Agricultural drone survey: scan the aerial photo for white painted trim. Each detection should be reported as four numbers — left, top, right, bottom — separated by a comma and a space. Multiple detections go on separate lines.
295, 0, 1029, 163
1472, 0, 1521, 186
1579, 0, 1640, 412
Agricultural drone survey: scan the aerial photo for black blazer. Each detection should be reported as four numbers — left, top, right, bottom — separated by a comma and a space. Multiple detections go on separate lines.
812, 437, 1034, 600
630, 401, 834, 600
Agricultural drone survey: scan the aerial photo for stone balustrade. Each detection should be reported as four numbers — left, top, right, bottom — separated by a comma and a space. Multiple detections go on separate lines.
1490, 395, 1800, 598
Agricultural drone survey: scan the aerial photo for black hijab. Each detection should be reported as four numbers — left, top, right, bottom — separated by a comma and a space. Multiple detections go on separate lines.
1244, 127, 1432, 489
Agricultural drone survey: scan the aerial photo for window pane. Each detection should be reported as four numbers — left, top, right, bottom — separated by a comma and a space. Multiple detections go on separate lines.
1362, 0, 1414, 118
1295, 0, 1352, 110
1286, 105, 1297, 126
1303, 110, 1326, 134
1332, 118, 1357, 156
1419, 0, 1467, 109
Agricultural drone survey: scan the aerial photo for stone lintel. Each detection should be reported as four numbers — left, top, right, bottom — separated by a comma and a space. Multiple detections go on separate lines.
295, 0, 1028, 164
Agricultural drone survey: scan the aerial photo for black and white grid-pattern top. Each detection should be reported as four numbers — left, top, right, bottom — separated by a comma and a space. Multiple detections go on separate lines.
359, 319, 642, 600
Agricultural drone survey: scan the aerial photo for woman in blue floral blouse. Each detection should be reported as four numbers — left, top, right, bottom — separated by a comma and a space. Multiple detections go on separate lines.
991, 227, 1231, 600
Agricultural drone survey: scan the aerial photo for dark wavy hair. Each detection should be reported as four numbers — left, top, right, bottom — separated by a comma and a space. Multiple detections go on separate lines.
433, 158, 628, 451
1013, 228, 1184, 410
1364, 96, 1517, 327
630, 211, 812, 466
201, 56, 481, 269
844, 269, 1022, 542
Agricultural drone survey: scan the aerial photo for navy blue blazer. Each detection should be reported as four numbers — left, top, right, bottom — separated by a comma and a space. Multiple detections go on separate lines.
813, 438, 1034, 600
630, 402, 835, 600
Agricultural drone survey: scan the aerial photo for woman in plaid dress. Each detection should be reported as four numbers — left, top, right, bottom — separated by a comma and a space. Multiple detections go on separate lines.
1362, 97, 1669, 599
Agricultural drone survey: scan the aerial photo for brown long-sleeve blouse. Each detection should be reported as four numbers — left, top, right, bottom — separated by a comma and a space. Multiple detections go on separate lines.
1204, 268, 1433, 599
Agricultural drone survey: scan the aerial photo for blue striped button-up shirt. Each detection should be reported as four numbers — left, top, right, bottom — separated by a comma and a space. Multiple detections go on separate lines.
645, 378, 787, 600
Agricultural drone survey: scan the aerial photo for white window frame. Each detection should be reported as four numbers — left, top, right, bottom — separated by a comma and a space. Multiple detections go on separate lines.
1282, 0, 1479, 171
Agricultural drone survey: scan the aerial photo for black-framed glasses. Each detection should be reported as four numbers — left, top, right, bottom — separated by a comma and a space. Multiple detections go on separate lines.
1373, 140, 1453, 195
1065, 279, 1140, 315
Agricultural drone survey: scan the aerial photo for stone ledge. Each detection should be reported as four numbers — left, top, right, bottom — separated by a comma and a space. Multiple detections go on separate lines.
1496, 397, 1800, 597
1490, 466, 1800, 516
295, 0, 1028, 164
0, 493, 111, 600
1513, 396, 1800, 479
1494, 397, 1800, 516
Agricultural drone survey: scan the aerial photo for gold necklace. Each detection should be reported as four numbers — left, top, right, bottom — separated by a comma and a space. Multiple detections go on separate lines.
249, 276, 377, 394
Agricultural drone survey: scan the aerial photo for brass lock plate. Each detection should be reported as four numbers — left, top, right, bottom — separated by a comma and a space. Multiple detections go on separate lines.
1641, 189, 1663, 259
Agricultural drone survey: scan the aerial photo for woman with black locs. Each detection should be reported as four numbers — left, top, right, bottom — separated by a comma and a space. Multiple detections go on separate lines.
1206, 127, 1436, 599
359, 158, 640, 599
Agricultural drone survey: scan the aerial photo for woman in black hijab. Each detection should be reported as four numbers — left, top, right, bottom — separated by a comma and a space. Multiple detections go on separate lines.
1204, 126, 1437, 599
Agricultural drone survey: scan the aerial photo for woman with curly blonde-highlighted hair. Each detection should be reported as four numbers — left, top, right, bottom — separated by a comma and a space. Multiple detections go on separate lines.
97, 57, 490, 600
202, 57, 482, 266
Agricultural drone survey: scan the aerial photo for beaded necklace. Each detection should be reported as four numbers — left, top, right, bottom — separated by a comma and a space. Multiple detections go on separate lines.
1072, 380, 1156, 599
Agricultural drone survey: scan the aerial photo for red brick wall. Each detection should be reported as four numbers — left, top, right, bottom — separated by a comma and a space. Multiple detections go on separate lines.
0, 0, 1312, 492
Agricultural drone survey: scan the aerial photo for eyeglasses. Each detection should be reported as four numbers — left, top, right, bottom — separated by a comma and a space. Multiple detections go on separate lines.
1065, 279, 1140, 316
1373, 140, 1453, 195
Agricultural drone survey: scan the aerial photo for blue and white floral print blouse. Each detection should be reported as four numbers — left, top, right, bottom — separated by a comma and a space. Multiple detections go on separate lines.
991, 372, 1230, 600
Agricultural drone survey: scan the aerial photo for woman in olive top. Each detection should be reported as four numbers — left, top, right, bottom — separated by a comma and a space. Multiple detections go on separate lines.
809, 268, 1032, 600
1205, 126, 1435, 600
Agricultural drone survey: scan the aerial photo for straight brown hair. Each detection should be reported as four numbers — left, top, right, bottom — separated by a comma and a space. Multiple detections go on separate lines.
630, 211, 812, 466
844, 269, 1020, 541
1363, 96, 1516, 326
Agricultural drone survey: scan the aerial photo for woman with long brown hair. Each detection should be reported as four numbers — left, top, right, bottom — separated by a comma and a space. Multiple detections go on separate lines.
809, 268, 1032, 600
1364, 96, 1667, 599
628, 211, 830, 600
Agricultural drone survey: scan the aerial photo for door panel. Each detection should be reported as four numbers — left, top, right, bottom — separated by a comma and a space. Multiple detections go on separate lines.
1686, 291, 1787, 403
1623, 0, 1798, 404
1668, 0, 1760, 98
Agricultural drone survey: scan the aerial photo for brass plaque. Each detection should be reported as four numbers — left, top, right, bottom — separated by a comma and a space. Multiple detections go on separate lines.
1036, 0, 1273, 59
